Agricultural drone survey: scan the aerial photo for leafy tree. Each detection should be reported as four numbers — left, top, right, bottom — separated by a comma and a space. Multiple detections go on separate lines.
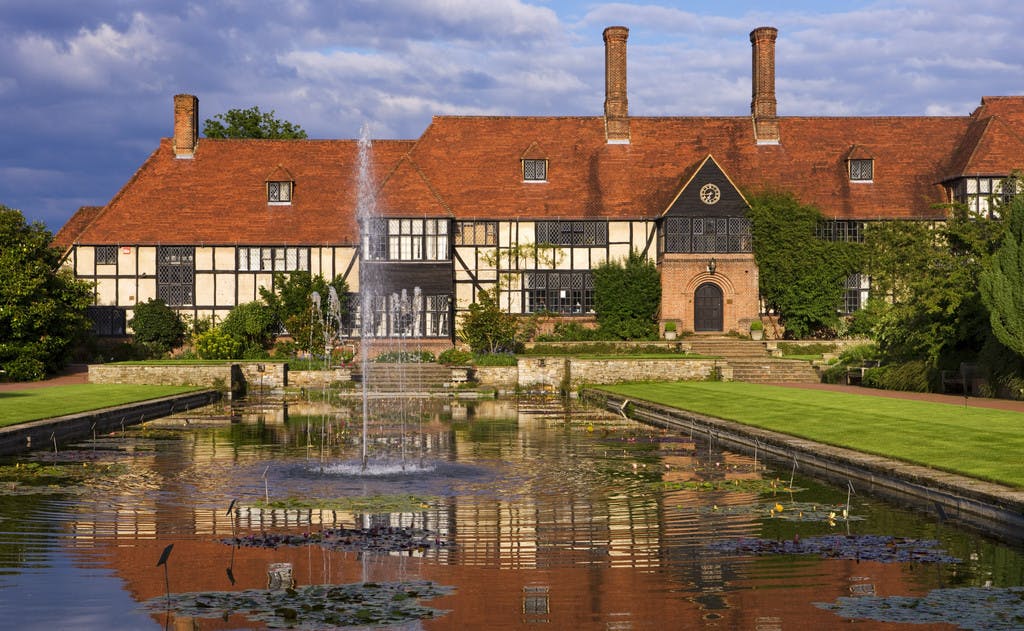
865, 206, 1000, 369
980, 194, 1024, 357
219, 300, 277, 358
748, 191, 861, 338
194, 327, 243, 360
458, 289, 522, 354
0, 205, 93, 380
128, 299, 185, 356
203, 106, 308, 139
259, 272, 349, 356
592, 250, 660, 339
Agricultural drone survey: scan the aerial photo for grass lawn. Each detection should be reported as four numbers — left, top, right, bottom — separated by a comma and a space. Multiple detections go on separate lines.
599, 381, 1024, 489
0, 384, 203, 427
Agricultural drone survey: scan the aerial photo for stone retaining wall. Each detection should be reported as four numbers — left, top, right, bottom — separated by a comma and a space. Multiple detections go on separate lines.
473, 358, 717, 393
0, 390, 221, 456
89, 362, 289, 395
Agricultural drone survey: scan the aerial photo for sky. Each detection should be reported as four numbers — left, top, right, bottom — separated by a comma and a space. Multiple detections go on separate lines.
1, 0, 1022, 233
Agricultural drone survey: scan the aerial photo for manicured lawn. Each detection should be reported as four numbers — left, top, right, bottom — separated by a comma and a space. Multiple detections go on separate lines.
599, 381, 1024, 488
0, 384, 203, 427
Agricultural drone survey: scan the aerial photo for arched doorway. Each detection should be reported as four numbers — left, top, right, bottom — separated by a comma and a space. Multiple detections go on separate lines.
694, 283, 723, 332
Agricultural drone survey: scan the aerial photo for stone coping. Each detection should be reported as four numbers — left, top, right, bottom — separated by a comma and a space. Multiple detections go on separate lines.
582, 388, 1024, 545
0, 390, 220, 456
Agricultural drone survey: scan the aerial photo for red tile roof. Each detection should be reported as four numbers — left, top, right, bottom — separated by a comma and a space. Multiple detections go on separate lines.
59, 96, 1024, 247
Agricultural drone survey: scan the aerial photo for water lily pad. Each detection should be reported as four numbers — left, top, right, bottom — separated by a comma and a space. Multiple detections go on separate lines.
224, 525, 453, 553
815, 586, 1024, 630
141, 580, 453, 629
708, 535, 961, 564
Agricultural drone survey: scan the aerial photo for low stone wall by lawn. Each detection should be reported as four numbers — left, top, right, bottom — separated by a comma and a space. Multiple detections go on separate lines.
0, 390, 221, 456
473, 358, 717, 393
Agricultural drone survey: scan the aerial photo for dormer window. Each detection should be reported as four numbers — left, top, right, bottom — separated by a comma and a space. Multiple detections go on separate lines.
523, 159, 547, 182
849, 159, 873, 182
267, 181, 292, 204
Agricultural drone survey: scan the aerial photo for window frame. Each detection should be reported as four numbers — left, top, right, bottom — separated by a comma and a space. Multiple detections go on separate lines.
522, 159, 548, 182
364, 218, 450, 261
95, 245, 117, 265
454, 221, 498, 246
236, 246, 310, 272
535, 220, 608, 247
267, 180, 293, 205
522, 271, 594, 315
849, 159, 874, 182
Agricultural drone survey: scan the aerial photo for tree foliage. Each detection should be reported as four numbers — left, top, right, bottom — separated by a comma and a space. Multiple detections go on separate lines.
0, 205, 94, 380
864, 208, 1000, 368
592, 250, 660, 339
128, 299, 185, 356
748, 191, 861, 338
219, 300, 277, 358
458, 289, 522, 354
259, 272, 349, 356
980, 194, 1024, 358
203, 106, 308, 139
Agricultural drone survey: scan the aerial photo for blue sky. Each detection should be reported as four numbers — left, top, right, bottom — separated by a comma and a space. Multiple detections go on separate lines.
1, 0, 1022, 232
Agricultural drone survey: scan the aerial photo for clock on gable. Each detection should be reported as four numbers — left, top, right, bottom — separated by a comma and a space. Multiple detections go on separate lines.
699, 183, 721, 205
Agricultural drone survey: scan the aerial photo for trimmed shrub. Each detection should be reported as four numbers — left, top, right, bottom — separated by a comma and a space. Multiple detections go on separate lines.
438, 348, 473, 365
128, 299, 185, 356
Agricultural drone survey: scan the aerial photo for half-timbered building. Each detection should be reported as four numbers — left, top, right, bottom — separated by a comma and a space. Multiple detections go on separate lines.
54, 26, 1024, 348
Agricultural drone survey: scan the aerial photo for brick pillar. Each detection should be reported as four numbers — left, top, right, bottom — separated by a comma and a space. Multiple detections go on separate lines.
750, 27, 780, 144
603, 26, 630, 144
173, 94, 199, 158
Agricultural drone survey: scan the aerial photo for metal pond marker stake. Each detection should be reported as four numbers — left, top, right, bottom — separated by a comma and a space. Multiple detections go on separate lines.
226, 499, 237, 585
157, 543, 174, 607
262, 466, 270, 504
50, 432, 58, 453
789, 455, 799, 490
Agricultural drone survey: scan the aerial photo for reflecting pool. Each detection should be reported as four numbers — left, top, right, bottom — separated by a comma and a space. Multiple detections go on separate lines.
0, 395, 1021, 630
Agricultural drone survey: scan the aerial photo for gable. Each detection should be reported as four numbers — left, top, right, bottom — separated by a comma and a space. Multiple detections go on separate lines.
662, 155, 749, 218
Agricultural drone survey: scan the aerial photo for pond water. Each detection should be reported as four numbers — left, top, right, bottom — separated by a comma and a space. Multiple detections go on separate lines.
0, 394, 1022, 630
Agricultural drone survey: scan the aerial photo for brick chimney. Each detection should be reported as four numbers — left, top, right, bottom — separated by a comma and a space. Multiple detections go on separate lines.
750, 27, 780, 145
603, 26, 630, 144
173, 94, 199, 158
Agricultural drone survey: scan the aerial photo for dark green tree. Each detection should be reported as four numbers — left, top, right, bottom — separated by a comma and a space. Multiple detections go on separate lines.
458, 289, 521, 354
128, 299, 186, 356
259, 272, 349, 356
219, 300, 278, 358
0, 205, 93, 380
748, 191, 861, 338
203, 106, 308, 139
592, 250, 660, 339
980, 194, 1024, 357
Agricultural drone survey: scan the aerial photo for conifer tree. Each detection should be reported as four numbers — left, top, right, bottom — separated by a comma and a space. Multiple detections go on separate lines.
980, 195, 1024, 357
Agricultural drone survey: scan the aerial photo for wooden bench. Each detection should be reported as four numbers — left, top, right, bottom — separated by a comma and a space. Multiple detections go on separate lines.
845, 360, 880, 386
941, 362, 982, 395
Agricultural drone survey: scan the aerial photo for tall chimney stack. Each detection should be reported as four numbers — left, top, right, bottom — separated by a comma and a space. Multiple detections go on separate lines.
750, 27, 780, 145
173, 94, 199, 158
603, 26, 630, 144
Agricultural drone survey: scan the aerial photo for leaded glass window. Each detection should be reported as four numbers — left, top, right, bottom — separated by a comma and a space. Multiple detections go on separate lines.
236, 247, 309, 271
523, 159, 547, 181
842, 273, 870, 314
523, 271, 594, 314
454, 221, 497, 246
662, 217, 751, 253
364, 218, 449, 261
816, 221, 865, 243
95, 245, 117, 265
157, 246, 194, 306
849, 159, 873, 181
268, 181, 292, 203
535, 221, 607, 246
86, 306, 126, 336
951, 176, 1018, 219
351, 292, 451, 338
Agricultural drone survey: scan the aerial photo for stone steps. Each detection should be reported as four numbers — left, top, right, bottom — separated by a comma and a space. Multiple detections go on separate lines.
354, 363, 453, 391
688, 338, 769, 358
725, 359, 821, 384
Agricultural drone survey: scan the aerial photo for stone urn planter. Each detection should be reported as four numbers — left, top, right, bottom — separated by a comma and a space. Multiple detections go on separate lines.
663, 321, 678, 340
750, 320, 764, 341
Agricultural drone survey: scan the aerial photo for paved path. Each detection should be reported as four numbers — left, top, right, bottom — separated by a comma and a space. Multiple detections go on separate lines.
769, 381, 1024, 413
0, 364, 89, 392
